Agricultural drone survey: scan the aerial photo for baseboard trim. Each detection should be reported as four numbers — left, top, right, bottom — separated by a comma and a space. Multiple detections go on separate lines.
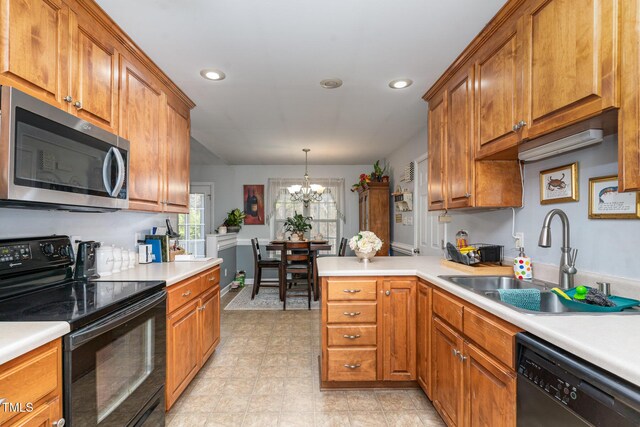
390, 241, 415, 256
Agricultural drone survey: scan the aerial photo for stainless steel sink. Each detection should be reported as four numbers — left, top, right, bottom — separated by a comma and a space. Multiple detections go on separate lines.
442, 275, 552, 292
438, 275, 640, 315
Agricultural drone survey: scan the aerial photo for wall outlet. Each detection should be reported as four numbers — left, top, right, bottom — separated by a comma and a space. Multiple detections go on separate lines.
514, 232, 524, 249
224, 268, 228, 278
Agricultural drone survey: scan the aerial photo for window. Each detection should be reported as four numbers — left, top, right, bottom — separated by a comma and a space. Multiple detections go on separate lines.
270, 179, 344, 255
178, 184, 213, 257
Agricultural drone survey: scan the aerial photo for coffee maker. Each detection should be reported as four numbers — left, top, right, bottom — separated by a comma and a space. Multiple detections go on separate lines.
74, 241, 100, 280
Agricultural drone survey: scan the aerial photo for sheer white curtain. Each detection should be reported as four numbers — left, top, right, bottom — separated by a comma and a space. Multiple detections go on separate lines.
266, 178, 345, 222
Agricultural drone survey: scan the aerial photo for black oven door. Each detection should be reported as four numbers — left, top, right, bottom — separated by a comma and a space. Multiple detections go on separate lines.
64, 291, 166, 427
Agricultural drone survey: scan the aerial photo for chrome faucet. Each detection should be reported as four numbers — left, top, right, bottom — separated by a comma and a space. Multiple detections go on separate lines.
538, 209, 578, 289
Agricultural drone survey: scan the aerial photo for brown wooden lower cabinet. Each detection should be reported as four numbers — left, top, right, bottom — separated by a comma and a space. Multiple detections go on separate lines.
321, 275, 519, 426
0, 340, 62, 427
166, 266, 221, 410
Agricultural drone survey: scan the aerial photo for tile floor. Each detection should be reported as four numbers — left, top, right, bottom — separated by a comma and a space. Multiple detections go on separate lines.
166, 292, 446, 426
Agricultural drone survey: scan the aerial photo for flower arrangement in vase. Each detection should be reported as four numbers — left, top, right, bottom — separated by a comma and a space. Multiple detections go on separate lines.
351, 160, 389, 192
349, 231, 383, 263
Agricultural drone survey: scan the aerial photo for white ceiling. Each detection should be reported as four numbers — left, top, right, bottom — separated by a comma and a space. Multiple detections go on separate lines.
97, 0, 504, 165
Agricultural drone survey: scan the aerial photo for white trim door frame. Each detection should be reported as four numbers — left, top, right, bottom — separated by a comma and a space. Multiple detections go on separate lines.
414, 155, 443, 256
190, 182, 215, 234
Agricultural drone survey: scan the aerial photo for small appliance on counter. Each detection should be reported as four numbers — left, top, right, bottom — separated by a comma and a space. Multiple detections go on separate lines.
74, 240, 100, 280
139, 244, 154, 264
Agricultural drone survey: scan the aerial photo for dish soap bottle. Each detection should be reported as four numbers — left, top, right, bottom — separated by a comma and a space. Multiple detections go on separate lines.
514, 248, 533, 280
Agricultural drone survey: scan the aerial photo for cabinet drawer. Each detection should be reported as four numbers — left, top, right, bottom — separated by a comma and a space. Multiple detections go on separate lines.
202, 267, 220, 291
463, 307, 519, 369
327, 302, 377, 324
168, 275, 202, 313
0, 341, 60, 425
433, 290, 463, 331
327, 325, 377, 346
326, 348, 377, 381
326, 279, 377, 301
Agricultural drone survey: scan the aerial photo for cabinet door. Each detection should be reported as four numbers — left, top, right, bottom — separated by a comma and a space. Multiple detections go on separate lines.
428, 92, 446, 210
164, 99, 190, 212
119, 57, 165, 211
69, 8, 118, 133
432, 317, 464, 427
475, 12, 523, 159
382, 279, 416, 381
522, 0, 617, 140
166, 299, 200, 409
620, 0, 640, 192
446, 67, 474, 209
200, 286, 220, 364
416, 281, 432, 398
0, 0, 69, 108
6, 397, 60, 427
463, 342, 516, 427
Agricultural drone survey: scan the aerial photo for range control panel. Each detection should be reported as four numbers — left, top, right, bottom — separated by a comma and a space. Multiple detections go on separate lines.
0, 236, 73, 276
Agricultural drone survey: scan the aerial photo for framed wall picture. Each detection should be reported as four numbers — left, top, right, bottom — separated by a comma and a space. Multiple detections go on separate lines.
589, 176, 640, 219
243, 185, 265, 225
539, 163, 579, 204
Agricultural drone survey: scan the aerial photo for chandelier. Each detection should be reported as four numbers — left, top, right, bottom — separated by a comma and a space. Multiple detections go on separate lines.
288, 148, 325, 207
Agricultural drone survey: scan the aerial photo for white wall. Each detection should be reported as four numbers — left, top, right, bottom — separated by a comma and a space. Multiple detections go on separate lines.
190, 163, 370, 241
385, 127, 428, 247
446, 135, 639, 280
0, 208, 176, 251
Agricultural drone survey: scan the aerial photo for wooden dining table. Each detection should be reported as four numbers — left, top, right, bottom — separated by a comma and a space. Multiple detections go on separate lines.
266, 241, 332, 301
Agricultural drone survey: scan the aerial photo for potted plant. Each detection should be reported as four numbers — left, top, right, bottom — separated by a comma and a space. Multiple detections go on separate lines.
284, 211, 313, 240
351, 173, 371, 192
371, 160, 389, 183
349, 231, 383, 263
223, 208, 246, 233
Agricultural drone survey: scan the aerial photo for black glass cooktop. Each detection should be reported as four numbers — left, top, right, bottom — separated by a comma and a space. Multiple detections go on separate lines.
0, 280, 165, 330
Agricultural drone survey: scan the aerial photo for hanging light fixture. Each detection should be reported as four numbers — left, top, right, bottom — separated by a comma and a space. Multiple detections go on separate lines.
288, 148, 325, 207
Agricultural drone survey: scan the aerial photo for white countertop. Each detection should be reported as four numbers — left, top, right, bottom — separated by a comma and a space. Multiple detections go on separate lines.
317, 256, 640, 386
1, 259, 222, 366
94, 258, 223, 286
0, 322, 69, 365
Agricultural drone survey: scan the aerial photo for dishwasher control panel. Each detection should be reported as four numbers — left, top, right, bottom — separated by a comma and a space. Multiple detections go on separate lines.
519, 356, 580, 407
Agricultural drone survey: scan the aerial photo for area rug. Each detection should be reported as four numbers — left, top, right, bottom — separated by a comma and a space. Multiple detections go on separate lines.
224, 285, 319, 311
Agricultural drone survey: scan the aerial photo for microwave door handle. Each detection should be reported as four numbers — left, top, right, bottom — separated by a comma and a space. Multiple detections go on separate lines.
111, 147, 125, 197
102, 147, 115, 196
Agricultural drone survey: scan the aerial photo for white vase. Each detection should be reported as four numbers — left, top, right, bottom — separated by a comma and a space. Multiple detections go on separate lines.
355, 250, 376, 263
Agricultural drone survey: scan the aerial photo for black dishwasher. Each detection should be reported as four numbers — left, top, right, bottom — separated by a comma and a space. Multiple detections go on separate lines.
516, 333, 640, 427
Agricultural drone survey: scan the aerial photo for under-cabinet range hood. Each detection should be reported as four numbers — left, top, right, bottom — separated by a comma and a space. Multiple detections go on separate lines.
518, 129, 603, 162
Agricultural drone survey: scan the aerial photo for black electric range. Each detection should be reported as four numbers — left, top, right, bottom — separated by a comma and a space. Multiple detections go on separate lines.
0, 236, 167, 427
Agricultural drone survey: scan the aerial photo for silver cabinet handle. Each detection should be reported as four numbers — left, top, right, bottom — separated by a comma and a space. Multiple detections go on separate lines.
385, 290, 390, 296
73, 101, 82, 109
63, 96, 73, 103
53, 418, 66, 427
343, 289, 361, 293
517, 120, 527, 129
209, 277, 216, 282
512, 124, 519, 132
343, 364, 361, 369
452, 349, 460, 357
182, 290, 192, 297
343, 312, 361, 317
464, 193, 471, 198
343, 334, 361, 339
459, 354, 468, 362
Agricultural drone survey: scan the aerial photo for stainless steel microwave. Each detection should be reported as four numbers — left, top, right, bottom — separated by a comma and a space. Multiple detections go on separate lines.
0, 86, 129, 211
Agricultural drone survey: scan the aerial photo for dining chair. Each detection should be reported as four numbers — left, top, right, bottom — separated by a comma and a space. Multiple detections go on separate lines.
338, 237, 348, 256
250, 238, 281, 300
282, 241, 312, 310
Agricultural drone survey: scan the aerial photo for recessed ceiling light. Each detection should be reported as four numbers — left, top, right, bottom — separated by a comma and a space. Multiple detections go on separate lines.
200, 69, 226, 81
320, 78, 343, 89
389, 79, 413, 89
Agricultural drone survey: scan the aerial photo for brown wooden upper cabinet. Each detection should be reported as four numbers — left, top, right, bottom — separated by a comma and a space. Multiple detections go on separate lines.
119, 57, 166, 212
474, 9, 524, 159
428, 92, 446, 211
520, 0, 618, 140
446, 67, 474, 209
165, 97, 191, 213
0, 0, 195, 212
69, 5, 119, 133
0, 0, 70, 108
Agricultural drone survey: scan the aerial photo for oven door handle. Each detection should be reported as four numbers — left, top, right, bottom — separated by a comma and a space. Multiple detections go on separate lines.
68, 291, 166, 350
